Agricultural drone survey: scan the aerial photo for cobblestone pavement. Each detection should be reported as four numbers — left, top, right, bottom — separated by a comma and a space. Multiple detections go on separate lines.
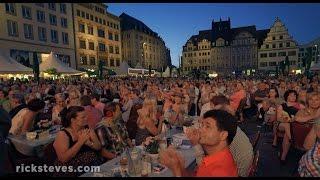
239, 117, 301, 177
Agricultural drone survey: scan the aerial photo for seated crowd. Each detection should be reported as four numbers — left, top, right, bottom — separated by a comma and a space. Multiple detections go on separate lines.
0, 74, 319, 177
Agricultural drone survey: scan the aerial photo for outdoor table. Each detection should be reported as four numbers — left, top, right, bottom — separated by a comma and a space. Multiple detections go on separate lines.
8, 125, 61, 157
81, 128, 197, 177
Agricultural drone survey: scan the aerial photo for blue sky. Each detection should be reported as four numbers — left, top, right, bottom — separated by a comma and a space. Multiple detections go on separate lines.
107, 3, 320, 67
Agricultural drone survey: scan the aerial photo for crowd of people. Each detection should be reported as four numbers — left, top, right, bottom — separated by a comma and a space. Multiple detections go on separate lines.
0, 74, 319, 177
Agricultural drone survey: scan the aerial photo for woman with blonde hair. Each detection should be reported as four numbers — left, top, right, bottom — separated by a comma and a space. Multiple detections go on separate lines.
52, 93, 67, 125
135, 98, 163, 145
67, 89, 81, 108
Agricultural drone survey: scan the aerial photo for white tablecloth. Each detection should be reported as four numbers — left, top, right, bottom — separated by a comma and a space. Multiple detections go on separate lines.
8, 126, 60, 157
81, 147, 196, 177
81, 128, 197, 177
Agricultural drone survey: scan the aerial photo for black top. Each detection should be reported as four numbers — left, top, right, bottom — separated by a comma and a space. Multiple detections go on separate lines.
62, 129, 92, 153
9, 103, 27, 118
281, 103, 299, 118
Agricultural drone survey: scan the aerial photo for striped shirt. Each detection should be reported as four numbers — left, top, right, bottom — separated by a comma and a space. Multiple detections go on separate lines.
298, 140, 320, 177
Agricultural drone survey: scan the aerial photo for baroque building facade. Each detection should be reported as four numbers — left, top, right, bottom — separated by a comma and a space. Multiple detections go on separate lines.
120, 13, 171, 71
182, 18, 268, 76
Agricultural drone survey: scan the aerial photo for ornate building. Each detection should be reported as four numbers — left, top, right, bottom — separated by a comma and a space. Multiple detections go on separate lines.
73, 3, 121, 71
0, 3, 75, 68
258, 18, 299, 73
182, 18, 268, 76
120, 13, 171, 71
298, 37, 320, 69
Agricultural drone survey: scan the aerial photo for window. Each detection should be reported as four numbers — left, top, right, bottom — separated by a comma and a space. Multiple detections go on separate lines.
76, 10, 80, 17
38, 27, 46, 41
110, 59, 114, 66
23, 24, 33, 39
5, 3, 16, 15
97, 28, 105, 38
115, 46, 119, 54
265, 44, 269, 49
116, 59, 120, 66
85, 13, 89, 20
61, 18, 68, 28
278, 52, 286, 57
290, 61, 296, 65
269, 52, 277, 57
48, 3, 56, 11
79, 40, 86, 49
272, 44, 276, 48
90, 15, 93, 21
80, 55, 87, 65
7, 20, 18, 37
95, 17, 98, 22
260, 62, 268, 67
89, 42, 94, 50
109, 46, 114, 53
280, 35, 283, 40
99, 18, 102, 24
272, 36, 275, 40
115, 34, 119, 41
103, 20, 106, 25
79, 23, 85, 33
269, 62, 277, 66
88, 26, 93, 35
22, 6, 32, 19
288, 51, 296, 56
81, 11, 85, 18
279, 43, 283, 48
37, 10, 45, 23
50, 30, 58, 43
89, 57, 96, 65
98, 43, 105, 52
49, 14, 57, 26
286, 42, 290, 47
35, 3, 44, 7
62, 32, 68, 44
60, 3, 66, 14
260, 53, 267, 58
108, 32, 113, 40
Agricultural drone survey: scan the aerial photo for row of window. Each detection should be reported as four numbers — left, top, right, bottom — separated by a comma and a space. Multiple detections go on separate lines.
185, 51, 211, 57
78, 40, 120, 54
76, 9, 119, 30
264, 42, 291, 49
5, 4, 68, 28
79, 55, 120, 67
6, 3, 67, 16
7, 20, 69, 44
78, 23, 119, 41
260, 60, 296, 67
134, 34, 160, 46
260, 51, 296, 58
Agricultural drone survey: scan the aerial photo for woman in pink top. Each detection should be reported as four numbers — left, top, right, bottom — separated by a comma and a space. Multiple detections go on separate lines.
230, 82, 246, 112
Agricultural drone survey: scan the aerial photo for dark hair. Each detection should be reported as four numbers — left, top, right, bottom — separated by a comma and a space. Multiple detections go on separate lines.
0, 90, 8, 97
211, 95, 230, 106
103, 102, 117, 117
284, 90, 298, 102
203, 109, 237, 145
268, 87, 279, 98
131, 89, 140, 96
61, 106, 85, 128
11, 93, 25, 104
27, 98, 45, 112
90, 93, 100, 101
80, 95, 92, 106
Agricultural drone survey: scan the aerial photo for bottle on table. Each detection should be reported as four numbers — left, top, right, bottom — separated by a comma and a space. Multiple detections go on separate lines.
127, 140, 142, 176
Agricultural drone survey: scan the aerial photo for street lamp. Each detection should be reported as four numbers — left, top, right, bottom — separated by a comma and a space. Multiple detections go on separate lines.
142, 42, 146, 68
315, 44, 318, 63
